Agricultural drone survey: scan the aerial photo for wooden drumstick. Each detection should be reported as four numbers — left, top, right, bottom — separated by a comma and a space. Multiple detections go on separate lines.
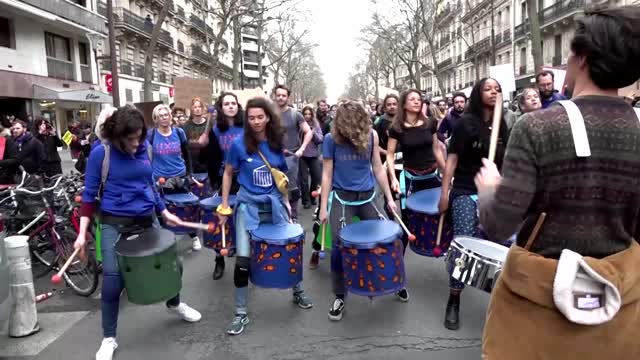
191, 176, 204, 188
180, 221, 213, 232
524, 213, 547, 251
391, 209, 416, 241
51, 248, 81, 284
488, 92, 503, 163
320, 222, 326, 253
435, 213, 446, 247
220, 223, 229, 256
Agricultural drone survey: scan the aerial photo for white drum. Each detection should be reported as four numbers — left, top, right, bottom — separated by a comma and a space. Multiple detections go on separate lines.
446, 236, 510, 293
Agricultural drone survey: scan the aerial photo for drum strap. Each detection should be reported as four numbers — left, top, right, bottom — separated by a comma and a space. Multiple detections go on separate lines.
329, 191, 382, 228
399, 169, 440, 209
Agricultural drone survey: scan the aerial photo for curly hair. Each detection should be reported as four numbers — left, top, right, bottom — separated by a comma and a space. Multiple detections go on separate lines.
243, 97, 284, 153
331, 100, 371, 154
100, 105, 147, 152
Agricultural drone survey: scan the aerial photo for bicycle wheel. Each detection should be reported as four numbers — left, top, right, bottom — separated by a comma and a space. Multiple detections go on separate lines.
58, 228, 99, 297
30, 232, 57, 278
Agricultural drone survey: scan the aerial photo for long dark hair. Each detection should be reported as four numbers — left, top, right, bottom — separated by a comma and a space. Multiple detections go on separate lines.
392, 89, 432, 133
302, 105, 319, 128
100, 105, 147, 153
243, 97, 284, 154
463, 78, 509, 143
215, 92, 244, 132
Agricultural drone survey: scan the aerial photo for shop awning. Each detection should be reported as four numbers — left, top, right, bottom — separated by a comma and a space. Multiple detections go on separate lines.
33, 85, 112, 104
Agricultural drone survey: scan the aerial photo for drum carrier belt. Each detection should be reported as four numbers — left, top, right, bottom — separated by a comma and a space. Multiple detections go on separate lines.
399, 169, 441, 209
328, 191, 383, 229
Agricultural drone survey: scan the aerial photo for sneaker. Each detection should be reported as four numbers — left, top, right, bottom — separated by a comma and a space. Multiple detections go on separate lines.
95, 337, 118, 360
192, 236, 202, 251
293, 291, 314, 309
328, 298, 345, 321
309, 251, 319, 270
396, 288, 410, 302
226, 313, 250, 335
167, 302, 202, 322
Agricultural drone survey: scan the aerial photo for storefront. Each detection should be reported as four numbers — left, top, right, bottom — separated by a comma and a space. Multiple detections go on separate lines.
32, 85, 112, 137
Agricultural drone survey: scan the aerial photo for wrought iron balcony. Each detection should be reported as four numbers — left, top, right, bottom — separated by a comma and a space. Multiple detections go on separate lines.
190, 45, 211, 66
112, 8, 174, 48
514, 0, 586, 39
176, 6, 186, 22
22, 0, 107, 34
437, 58, 453, 69
189, 14, 215, 37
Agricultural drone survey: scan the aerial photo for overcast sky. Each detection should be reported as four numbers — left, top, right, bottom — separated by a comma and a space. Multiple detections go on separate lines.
301, 0, 372, 103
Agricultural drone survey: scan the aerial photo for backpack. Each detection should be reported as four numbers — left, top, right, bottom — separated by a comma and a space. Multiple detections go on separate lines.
98, 143, 153, 200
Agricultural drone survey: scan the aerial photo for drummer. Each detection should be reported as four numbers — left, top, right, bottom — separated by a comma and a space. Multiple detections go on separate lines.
73, 106, 201, 360
438, 78, 509, 331
318, 100, 398, 321
386, 89, 446, 300
217, 97, 313, 336
476, 7, 640, 358
148, 104, 192, 185
209, 92, 244, 280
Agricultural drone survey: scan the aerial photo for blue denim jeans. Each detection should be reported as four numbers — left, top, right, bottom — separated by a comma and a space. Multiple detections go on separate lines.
100, 220, 181, 338
233, 203, 303, 315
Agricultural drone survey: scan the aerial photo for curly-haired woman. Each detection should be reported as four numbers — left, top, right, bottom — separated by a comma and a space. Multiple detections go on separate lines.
318, 100, 398, 321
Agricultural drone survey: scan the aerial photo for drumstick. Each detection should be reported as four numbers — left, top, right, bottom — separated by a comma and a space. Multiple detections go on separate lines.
220, 223, 229, 256
51, 248, 81, 284
435, 213, 445, 246
180, 221, 215, 233
319, 222, 326, 256
311, 187, 321, 198
487, 92, 503, 163
524, 213, 547, 251
191, 176, 204, 188
391, 209, 416, 241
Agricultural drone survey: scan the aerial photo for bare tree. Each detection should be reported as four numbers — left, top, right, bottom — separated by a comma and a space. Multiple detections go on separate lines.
263, 11, 310, 84
143, 1, 171, 102
526, 0, 543, 74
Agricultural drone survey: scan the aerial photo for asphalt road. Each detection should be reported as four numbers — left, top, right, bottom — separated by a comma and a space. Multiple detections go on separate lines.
0, 152, 488, 360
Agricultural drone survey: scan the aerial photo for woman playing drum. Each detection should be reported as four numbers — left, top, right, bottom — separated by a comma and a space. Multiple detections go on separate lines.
73, 106, 201, 360
438, 78, 510, 330
209, 92, 244, 280
386, 89, 446, 300
318, 100, 397, 321
217, 97, 313, 336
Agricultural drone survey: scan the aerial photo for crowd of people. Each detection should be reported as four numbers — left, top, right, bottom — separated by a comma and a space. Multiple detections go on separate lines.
0, 5, 635, 360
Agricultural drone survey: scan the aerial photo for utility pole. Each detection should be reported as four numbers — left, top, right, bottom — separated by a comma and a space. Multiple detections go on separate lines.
107, 0, 120, 106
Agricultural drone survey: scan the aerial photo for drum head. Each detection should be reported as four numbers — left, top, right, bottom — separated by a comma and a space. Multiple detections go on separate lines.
250, 223, 304, 245
164, 192, 199, 205
455, 236, 509, 263
340, 220, 401, 249
199, 195, 237, 210
115, 228, 176, 257
193, 173, 208, 182
406, 188, 443, 215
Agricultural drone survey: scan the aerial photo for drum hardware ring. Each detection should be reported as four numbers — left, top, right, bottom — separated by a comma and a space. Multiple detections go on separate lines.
455, 257, 466, 270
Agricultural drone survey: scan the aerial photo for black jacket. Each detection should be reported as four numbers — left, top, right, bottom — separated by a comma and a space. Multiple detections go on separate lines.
15, 133, 45, 175
0, 136, 19, 184
35, 132, 63, 163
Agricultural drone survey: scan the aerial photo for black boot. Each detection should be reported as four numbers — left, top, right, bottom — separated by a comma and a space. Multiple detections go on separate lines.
213, 256, 225, 280
444, 293, 460, 330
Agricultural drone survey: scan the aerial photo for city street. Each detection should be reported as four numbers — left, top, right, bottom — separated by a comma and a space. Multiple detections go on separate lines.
0, 153, 487, 360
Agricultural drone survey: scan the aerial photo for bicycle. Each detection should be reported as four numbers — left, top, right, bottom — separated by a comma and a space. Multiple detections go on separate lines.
0, 170, 99, 296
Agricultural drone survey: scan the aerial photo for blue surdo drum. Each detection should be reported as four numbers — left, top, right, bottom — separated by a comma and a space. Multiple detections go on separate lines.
191, 173, 213, 199
163, 193, 200, 234
249, 223, 304, 289
199, 195, 237, 251
406, 188, 453, 257
339, 220, 405, 297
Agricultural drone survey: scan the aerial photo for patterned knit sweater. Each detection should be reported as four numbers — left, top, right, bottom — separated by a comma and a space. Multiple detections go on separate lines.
479, 95, 640, 259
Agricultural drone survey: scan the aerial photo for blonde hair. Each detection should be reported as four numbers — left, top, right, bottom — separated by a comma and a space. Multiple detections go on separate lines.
152, 103, 172, 124
331, 100, 371, 154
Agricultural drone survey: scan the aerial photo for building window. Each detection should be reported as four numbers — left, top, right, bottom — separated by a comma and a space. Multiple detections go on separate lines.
520, 47, 527, 74
0, 17, 14, 49
521, 2, 527, 23
45, 32, 71, 61
70, 0, 87, 6
505, 6, 511, 27
177, 41, 184, 53
78, 43, 89, 65
125, 89, 133, 102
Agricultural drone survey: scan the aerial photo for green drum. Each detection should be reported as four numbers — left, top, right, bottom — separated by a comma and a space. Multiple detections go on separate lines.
314, 216, 360, 249
115, 228, 181, 305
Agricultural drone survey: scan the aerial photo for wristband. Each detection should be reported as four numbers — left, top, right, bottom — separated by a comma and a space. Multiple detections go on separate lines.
216, 204, 232, 216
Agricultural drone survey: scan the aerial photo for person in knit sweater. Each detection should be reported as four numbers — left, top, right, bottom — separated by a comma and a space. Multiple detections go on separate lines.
476, 6, 640, 359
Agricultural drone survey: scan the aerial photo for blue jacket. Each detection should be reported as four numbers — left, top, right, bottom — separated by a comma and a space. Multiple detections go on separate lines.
234, 187, 289, 231
541, 92, 567, 109
437, 109, 464, 140
82, 142, 166, 217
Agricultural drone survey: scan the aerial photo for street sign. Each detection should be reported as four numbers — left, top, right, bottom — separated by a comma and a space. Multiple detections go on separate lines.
169, 87, 175, 97
62, 130, 74, 145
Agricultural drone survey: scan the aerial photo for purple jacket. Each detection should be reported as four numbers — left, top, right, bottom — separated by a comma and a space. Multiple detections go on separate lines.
302, 122, 323, 158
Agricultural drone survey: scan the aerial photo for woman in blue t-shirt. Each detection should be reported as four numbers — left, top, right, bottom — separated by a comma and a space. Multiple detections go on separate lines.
318, 100, 397, 322
73, 106, 201, 360
217, 97, 313, 336
210, 92, 244, 280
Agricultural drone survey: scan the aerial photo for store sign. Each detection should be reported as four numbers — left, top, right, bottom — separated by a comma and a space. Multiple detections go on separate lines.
169, 87, 174, 97
105, 74, 113, 92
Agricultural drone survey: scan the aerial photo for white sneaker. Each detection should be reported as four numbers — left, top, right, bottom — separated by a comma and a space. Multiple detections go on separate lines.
192, 236, 202, 251
95, 337, 118, 360
168, 302, 202, 322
